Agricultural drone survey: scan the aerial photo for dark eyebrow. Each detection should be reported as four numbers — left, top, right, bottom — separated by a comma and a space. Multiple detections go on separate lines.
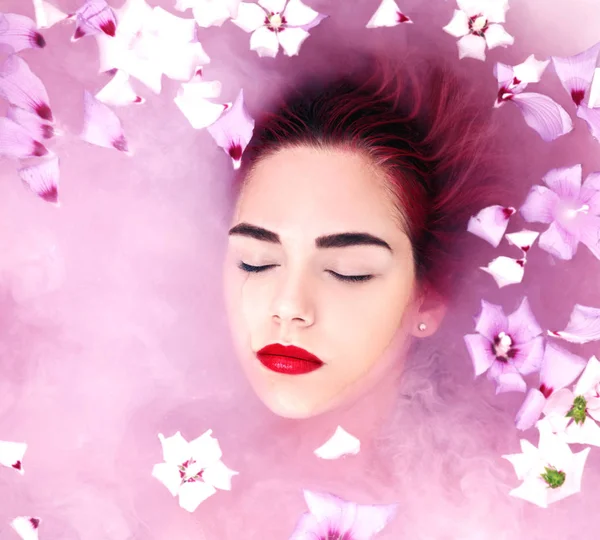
228, 223, 392, 252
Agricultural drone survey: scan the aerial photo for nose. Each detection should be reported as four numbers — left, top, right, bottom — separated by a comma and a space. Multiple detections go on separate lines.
270, 268, 315, 329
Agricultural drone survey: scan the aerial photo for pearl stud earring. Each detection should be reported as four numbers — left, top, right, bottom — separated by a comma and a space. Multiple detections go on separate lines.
418, 322, 427, 332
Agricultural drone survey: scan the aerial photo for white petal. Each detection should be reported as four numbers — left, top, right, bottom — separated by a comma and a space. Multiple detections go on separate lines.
146, 6, 197, 43
259, 0, 286, 13
188, 429, 223, 467
95, 71, 144, 107
442, 10, 469, 38
513, 55, 550, 85
457, 34, 487, 61
456, 0, 481, 17
157, 431, 192, 464
314, 426, 361, 459
505, 229, 540, 255
546, 448, 590, 505
33, 0, 68, 29
80, 90, 130, 153
151, 462, 182, 496
467, 205, 515, 247
543, 387, 574, 417
548, 304, 600, 344
232, 2, 266, 33
192, 1, 232, 27
482, 0, 509, 23
564, 418, 600, 447
202, 459, 239, 490
0, 440, 27, 474
484, 23, 514, 50
250, 26, 280, 57
588, 68, 600, 108
515, 389, 546, 431
11, 517, 40, 540
508, 476, 549, 507
174, 0, 196, 11
155, 41, 211, 82
277, 27, 310, 57
175, 81, 227, 129
366, 0, 411, 28
574, 356, 600, 396
178, 481, 217, 512
502, 439, 539, 479
284, 0, 320, 26
480, 256, 525, 288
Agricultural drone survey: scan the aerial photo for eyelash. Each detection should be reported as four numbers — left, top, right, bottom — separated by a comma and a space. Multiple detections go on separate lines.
237, 262, 374, 283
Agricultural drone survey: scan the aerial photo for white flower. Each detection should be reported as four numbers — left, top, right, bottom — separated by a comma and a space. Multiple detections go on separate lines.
503, 420, 590, 508
443, 0, 514, 61
175, 0, 241, 27
151, 430, 238, 512
232, 0, 326, 58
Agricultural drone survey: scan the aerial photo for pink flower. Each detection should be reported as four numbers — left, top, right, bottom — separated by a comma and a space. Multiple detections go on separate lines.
290, 490, 398, 540
494, 55, 573, 142
443, 0, 513, 61
464, 297, 544, 394
232, 0, 326, 58
519, 164, 600, 260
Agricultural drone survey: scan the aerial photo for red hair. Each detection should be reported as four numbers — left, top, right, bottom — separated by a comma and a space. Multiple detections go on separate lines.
238, 54, 503, 299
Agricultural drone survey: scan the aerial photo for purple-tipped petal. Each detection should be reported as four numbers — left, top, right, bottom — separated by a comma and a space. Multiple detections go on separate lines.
464, 333, 495, 377
511, 336, 544, 376
80, 90, 129, 153
519, 185, 560, 224
0, 55, 53, 121
467, 204, 515, 247
508, 297, 542, 343
480, 256, 525, 288
366, 0, 412, 28
11, 516, 40, 540
7, 106, 54, 140
488, 361, 527, 394
0, 117, 48, 159
510, 92, 573, 142
515, 389, 546, 431
551, 42, 600, 107
576, 103, 600, 143
538, 220, 579, 260
0, 13, 46, 52
0, 440, 27, 474
542, 164, 582, 201
207, 89, 254, 169
549, 304, 600, 344
474, 299, 508, 341
505, 229, 540, 254
18, 156, 60, 205
72, 0, 117, 41
540, 343, 587, 395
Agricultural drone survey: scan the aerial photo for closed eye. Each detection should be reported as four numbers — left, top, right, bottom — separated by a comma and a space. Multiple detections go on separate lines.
238, 262, 277, 273
327, 271, 374, 283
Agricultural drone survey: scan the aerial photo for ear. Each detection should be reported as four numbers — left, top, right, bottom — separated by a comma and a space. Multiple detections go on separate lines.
409, 288, 448, 338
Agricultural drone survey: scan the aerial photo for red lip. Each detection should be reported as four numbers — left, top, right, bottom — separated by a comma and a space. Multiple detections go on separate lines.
256, 344, 324, 375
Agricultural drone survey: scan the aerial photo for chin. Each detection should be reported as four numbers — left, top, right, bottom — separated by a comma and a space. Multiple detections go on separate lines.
258, 391, 332, 419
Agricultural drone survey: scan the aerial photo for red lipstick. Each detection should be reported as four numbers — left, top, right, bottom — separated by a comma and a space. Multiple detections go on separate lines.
256, 344, 324, 375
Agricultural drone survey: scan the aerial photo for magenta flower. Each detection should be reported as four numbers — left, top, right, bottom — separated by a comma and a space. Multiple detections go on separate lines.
494, 55, 573, 142
464, 297, 544, 394
519, 164, 600, 260
290, 490, 397, 540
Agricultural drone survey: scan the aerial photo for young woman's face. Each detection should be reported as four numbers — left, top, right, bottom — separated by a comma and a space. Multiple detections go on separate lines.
223, 146, 418, 418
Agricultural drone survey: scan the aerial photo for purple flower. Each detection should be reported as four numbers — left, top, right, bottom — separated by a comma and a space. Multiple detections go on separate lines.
290, 490, 397, 540
520, 164, 600, 260
464, 297, 544, 394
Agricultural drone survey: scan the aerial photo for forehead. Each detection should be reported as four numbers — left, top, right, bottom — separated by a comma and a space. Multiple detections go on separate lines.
235, 146, 403, 240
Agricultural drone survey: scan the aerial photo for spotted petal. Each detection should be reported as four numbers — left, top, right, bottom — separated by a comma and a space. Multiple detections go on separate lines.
81, 91, 129, 153
480, 256, 525, 288
72, 0, 117, 41
513, 55, 550, 86
467, 205, 515, 247
540, 343, 587, 396
549, 304, 600, 344
0, 13, 46, 52
0, 440, 27, 474
510, 92, 573, 142
515, 388, 547, 431
0, 55, 53, 121
314, 426, 361, 460
18, 156, 60, 205
0, 117, 48, 159
7, 106, 54, 140
366, 0, 412, 27
207, 89, 255, 169
11, 517, 40, 540
96, 71, 144, 107
551, 42, 600, 107
505, 230, 540, 254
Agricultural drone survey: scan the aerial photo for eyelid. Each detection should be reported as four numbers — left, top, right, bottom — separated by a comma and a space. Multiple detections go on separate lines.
327, 270, 374, 283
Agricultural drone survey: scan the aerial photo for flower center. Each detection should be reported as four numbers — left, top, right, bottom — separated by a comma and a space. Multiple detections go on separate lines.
493, 331, 513, 359
178, 458, 204, 484
266, 12, 287, 31
564, 203, 590, 219
541, 465, 566, 489
469, 15, 488, 36
323, 530, 353, 540
566, 395, 588, 425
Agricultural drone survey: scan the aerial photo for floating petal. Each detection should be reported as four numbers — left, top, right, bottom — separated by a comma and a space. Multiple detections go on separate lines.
543, 164, 582, 200
7, 106, 54, 140
146, 6, 197, 43
510, 92, 574, 142
588, 68, 600, 107
33, 0, 69, 29
467, 205, 515, 247
576, 103, 600, 143
551, 42, 600, 107
72, 0, 117, 41
284, 0, 321, 26
443, 10, 469, 38
0, 55, 53, 121
207, 89, 255, 169
81, 91, 129, 153
540, 343, 587, 396
505, 229, 540, 254
484, 23, 514, 50
96, 71, 144, 107
513, 55, 550, 85
277, 27, 310, 57
314, 426, 361, 459
464, 333, 496, 377
515, 388, 546, 431
366, 0, 412, 27
11, 517, 40, 540
0, 13, 46, 51
0, 117, 48, 159
178, 481, 217, 512
175, 78, 229, 129
0, 440, 27, 474
574, 355, 600, 396
176, 0, 241, 27
549, 304, 600, 344
480, 256, 525, 288
231, 2, 266, 33
18, 156, 60, 205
